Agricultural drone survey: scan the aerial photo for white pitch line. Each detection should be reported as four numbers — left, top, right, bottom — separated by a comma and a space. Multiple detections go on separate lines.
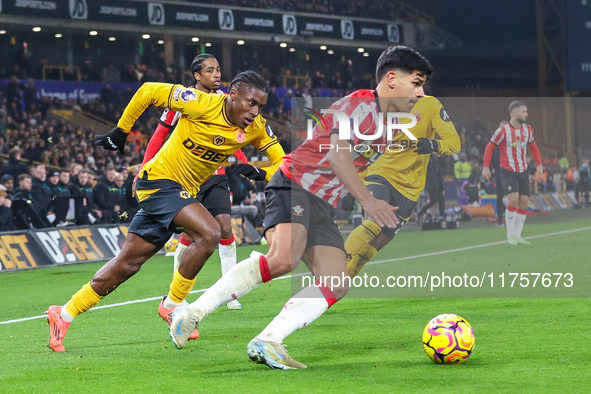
1, 226, 589, 326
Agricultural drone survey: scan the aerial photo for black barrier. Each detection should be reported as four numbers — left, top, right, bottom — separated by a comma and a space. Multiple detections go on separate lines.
0, 0, 404, 44
0, 224, 130, 272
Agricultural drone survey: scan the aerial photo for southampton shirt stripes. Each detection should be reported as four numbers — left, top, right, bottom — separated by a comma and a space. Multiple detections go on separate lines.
490, 122, 535, 173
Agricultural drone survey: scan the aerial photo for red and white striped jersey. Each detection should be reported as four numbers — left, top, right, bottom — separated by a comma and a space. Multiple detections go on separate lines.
490, 122, 535, 173
158, 89, 235, 175
281, 89, 388, 207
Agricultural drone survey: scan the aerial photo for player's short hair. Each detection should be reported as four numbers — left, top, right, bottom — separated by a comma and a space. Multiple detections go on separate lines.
508, 101, 526, 113
229, 71, 268, 94
190, 53, 216, 75
375, 45, 433, 82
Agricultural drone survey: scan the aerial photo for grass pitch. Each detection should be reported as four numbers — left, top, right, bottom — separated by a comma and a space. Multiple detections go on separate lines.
1, 209, 590, 393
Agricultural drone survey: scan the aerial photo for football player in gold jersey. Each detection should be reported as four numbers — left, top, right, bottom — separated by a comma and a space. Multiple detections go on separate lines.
45, 71, 285, 352
345, 95, 461, 277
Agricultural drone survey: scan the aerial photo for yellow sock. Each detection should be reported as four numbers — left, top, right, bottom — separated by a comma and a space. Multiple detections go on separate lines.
345, 220, 381, 277
65, 282, 103, 318
168, 270, 196, 303
349, 244, 378, 277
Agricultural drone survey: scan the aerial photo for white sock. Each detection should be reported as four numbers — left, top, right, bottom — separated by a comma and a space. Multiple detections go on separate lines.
60, 306, 75, 323
514, 212, 526, 238
173, 242, 188, 274
256, 286, 330, 344
188, 254, 263, 318
505, 208, 517, 238
219, 240, 237, 276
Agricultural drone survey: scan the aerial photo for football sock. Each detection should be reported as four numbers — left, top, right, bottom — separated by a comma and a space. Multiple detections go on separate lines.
173, 237, 191, 274
255, 283, 337, 344
168, 270, 196, 304
347, 243, 378, 277
515, 209, 527, 238
64, 282, 103, 319
219, 235, 237, 275
505, 206, 517, 238
344, 220, 381, 276
188, 254, 271, 318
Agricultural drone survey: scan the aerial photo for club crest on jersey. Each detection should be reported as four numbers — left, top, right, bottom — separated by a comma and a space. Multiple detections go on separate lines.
213, 135, 225, 146
237, 130, 245, 143
292, 205, 304, 216
180, 191, 191, 199
180, 89, 197, 101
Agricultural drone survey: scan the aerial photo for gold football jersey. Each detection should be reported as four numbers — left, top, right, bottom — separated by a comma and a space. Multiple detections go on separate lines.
364, 96, 460, 201
117, 83, 284, 199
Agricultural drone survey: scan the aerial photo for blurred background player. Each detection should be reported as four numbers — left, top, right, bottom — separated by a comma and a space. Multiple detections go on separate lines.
166, 46, 437, 369
137, 54, 248, 312
345, 91, 460, 278
482, 101, 543, 245
45, 71, 284, 352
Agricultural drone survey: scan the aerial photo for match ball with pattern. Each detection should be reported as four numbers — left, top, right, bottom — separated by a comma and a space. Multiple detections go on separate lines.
422, 314, 475, 364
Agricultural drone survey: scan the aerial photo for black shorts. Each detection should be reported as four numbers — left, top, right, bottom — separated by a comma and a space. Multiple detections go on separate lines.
363, 174, 417, 240
500, 168, 530, 196
196, 175, 231, 217
263, 170, 345, 251
129, 177, 199, 249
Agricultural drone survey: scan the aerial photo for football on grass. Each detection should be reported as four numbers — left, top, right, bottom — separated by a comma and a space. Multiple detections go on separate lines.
422, 314, 475, 364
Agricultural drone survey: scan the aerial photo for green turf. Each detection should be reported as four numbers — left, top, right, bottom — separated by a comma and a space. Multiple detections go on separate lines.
1, 209, 590, 393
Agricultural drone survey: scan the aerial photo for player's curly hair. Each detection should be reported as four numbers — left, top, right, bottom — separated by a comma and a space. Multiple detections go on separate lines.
229, 71, 268, 93
190, 53, 216, 75
375, 45, 433, 82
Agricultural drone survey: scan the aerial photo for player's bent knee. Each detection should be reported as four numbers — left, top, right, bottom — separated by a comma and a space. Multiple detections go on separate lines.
201, 226, 222, 250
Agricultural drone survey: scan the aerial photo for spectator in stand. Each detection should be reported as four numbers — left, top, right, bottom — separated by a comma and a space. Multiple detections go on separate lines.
557, 150, 569, 171
92, 165, 121, 223
0, 188, 15, 232
5, 76, 23, 104
101, 63, 121, 83
544, 154, 557, 167
264, 87, 280, 118
1, 146, 30, 180
13, 173, 49, 226
1, 174, 14, 200
49, 170, 72, 226
461, 174, 480, 205
454, 152, 472, 183
69, 163, 83, 186
45, 170, 60, 198
23, 79, 38, 111
30, 164, 52, 216
15, 42, 33, 78
566, 165, 579, 192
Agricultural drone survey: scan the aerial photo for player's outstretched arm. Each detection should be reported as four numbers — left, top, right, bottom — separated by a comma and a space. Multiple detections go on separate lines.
327, 134, 399, 229
116, 83, 207, 134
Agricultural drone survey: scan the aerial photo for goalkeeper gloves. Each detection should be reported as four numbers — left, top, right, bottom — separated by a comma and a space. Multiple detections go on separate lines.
413, 138, 440, 154
95, 127, 128, 154
230, 163, 267, 181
